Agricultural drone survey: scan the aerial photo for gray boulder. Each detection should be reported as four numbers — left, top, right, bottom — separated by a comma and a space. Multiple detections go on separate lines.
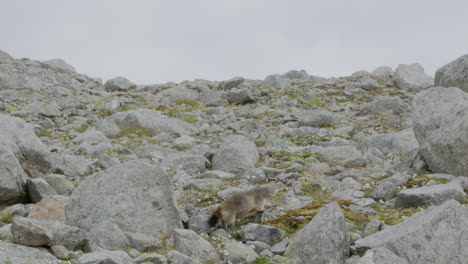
240, 223, 285, 245
298, 110, 334, 127
355, 200, 468, 264
223, 76, 245, 90
357, 247, 409, 264
283, 70, 309, 80
166, 250, 197, 264
12, 217, 88, 250
371, 66, 394, 78
98, 109, 197, 138
395, 182, 466, 208
359, 77, 380, 91
413, 87, 468, 175
22, 100, 61, 117
173, 229, 220, 262
227, 88, 255, 104
78, 250, 132, 264
362, 129, 418, 160
285, 203, 349, 264
223, 240, 259, 264
157, 85, 199, 102
134, 253, 167, 264
393, 63, 433, 91
125, 232, 163, 251
372, 173, 410, 201
435, 53, 468, 92
26, 178, 57, 203
42, 58, 76, 73
65, 160, 182, 237
0, 138, 27, 204
367, 97, 407, 115
89, 220, 129, 250
212, 135, 259, 174
0, 242, 60, 264
313, 145, 366, 168
104, 76, 135, 92
263, 74, 292, 88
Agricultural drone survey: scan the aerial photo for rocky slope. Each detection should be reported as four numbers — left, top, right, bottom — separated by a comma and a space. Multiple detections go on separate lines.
0, 49, 467, 264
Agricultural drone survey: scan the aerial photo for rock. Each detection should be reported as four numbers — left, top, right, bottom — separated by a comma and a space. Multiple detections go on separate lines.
0, 114, 52, 175
393, 63, 433, 91
285, 203, 349, 264
246, 241, 271, 254
359, 77, 380, 91
167, 250, 198, 264
65, 160, 182, 237
363, 218, 382, 236
29, 195, 68, 222
0, 224, 13, 241
23, 100, 62, 117
11, 216, 53, 247
42, 58, 77, 73
26, 178, 57, 203
0, 138, 27, 204
283, 70, 309, 80
157, 85, 199, 102
12, 217, 88, 250
271, 238, 289, 254
413, 87, 468, 175
435, 53, 468, 92
212, 135, 259, 174
240, 223, 285, 246
134, 253, 168, 264
78, 250, 132, 264
298, 110, 334, 127
263, 74, 292, 88
281, 194, 314, 210
184, 178, 223, 191
125, 232, 163, 251
0, 242, 60, 264
223, 240, 259, 264
223, 76, 245, 90
367, 97, 408, 115
371, 66, 394, 78
395, 182, 466, 208
372, 172, 410, 201
313, 145, 366, 168
187, 214, 212, 234
172, 229, 220, 262
264, 136, 296, 151
89, 220, 129, 250
357, 247, 410, 264
44, 174, 75, 195
227, 88, 255, 104
98, 109, 197, 138
355, 200, 468, 264
104, 76, 135, 92
73, 129, 109, 145
362, 129, 418, 160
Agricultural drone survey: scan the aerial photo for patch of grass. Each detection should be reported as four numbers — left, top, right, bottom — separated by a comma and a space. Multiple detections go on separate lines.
74, 126, 88, 133
302, 98, 329, 108
37, 129, 53, 138
181, 115, 197, 124
118, 127, 154, 138
372, 206, 424, 226
255, 256, 270, 264
405, 174, 449, 189
0, 211, 12, 224
172, 99, 198, 106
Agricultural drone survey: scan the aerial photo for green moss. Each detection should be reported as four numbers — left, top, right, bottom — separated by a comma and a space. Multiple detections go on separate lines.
255, 256, 271, 264
0, 211, 12, 224
181, 115, 197, 124
172, 99, 198, 106
37, 129, 53, 138
372, 206, 423, 226
302, 98, 329, 108
118, 127, 154, 138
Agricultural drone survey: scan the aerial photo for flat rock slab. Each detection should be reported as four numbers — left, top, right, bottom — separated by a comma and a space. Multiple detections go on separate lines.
355, 200, 468, 264
395, 182, 466, 208
0, 242, 60, 264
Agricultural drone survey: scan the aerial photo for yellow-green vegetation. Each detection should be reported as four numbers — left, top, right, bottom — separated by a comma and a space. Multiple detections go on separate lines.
268, 151, 317, 169
37, 129, 53, 138
172, 99, 198, 106
181, 115, 197, 124
302, 98, 329, 108
0, 211, 12, 224
372, 206, 424, 226
405, 174, 449, 188
118, 127, 154, 138
73, 126, 88, 133
255, 256, 271, 264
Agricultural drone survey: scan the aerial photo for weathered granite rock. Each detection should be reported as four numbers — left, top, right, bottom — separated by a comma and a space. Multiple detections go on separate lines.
240, 223, 285, 245
223, 240, 259, 264
355, 200, 468, 264
78, 250, 132, 264
42, 58, 76, 73
372, 173, 410, 201
285, 203, 349, 264
26, 178, 57, 203
212, 135, 259, 174
0, 242, 60, 264
298, 110, 334, 127
435, 53, 468, 93
357, 247, 410, 264
104, 76, 135, 92
393, 63, 433, 91
395, 182, 466, 208
172, 229, 219, 262
65, 160, 182, 237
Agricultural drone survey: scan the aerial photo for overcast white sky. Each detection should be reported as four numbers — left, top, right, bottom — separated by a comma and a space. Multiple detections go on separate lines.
1, 1, 468, 84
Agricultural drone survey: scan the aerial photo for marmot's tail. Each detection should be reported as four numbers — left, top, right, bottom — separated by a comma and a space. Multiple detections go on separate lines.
208, 207, 222, 227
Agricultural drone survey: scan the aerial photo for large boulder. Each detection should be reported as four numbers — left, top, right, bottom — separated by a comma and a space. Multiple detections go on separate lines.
0, 138, 27, 204
98, 109, 197, 138
42, 58, 76, 73
285, 203, 349, 264
355, 200, 468, 264
262, 74, 292, 88
435, 54, 468, 92
0, 242, 60, 264
65, 160, 182, 237
104, 76, 135, 92
172, 229, 220, 262
212, 135, 259, 174
0, 114, 52, 175
393, 63, 433, 91
395, 182, 466, 208
413, 87, 468, 175
298, 110, 335, 127
78, 250, 132, 264
357, 247, 410, 264
362, 129, 419, 160
240, 223, 285, 245
156, 85, 199, 102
